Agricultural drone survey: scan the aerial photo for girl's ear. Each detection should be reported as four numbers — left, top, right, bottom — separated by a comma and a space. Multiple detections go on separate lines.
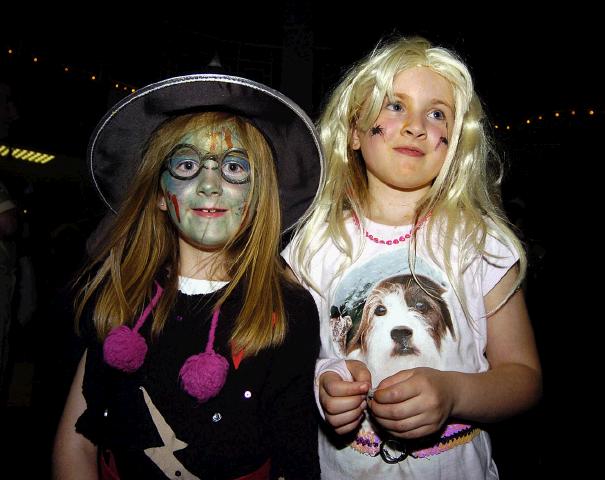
158, 194, 168, 211
351, 125, 361, 150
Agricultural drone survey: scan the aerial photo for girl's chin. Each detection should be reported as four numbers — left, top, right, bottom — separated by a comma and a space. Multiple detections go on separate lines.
192, 239, 229, 251
179, 234, 230, 252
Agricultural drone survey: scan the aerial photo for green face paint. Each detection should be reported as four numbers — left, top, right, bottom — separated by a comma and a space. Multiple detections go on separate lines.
160, 122, 252, 249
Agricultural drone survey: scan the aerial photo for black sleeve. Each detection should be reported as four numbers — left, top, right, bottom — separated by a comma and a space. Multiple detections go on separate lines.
267, 283, 321, 480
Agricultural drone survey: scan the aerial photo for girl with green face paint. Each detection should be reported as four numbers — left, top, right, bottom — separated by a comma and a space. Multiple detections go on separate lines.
54, 75, 324, 480
159, 122, 252, 253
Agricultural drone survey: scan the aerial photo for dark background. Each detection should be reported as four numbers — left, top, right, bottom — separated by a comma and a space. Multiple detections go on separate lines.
1, 4, 599, 478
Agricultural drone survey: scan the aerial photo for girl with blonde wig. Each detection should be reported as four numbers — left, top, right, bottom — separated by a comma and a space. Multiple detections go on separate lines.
284, 37, 541, 478
54, 74, 323, 479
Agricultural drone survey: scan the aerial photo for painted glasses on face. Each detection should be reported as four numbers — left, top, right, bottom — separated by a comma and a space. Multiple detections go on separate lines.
164, 144, 251, 184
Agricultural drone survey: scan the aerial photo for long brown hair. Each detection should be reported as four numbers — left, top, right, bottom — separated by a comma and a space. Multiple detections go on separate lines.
76, 112, 287, 356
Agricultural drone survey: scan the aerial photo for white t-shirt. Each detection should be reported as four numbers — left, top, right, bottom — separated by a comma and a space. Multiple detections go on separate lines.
283, 217, 518, 479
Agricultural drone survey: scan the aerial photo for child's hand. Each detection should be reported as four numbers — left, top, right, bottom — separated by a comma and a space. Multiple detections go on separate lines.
369, 367, 455, 439
319, 360, 372, 435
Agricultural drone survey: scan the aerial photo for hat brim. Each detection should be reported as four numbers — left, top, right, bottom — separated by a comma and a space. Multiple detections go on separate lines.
88, 74, 323, 232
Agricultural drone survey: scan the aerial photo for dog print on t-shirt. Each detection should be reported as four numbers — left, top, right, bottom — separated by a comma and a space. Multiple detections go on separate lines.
330, 246, 456, 382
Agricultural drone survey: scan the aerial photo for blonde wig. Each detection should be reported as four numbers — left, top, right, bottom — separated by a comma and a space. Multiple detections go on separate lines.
77, 112, 287, 356
291, 36, 526, 320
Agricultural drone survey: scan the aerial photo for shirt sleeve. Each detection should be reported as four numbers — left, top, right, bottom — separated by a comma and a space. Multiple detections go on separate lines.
480, 231, 520, 296
280, 240, 303, 283
266, 284, 321, 479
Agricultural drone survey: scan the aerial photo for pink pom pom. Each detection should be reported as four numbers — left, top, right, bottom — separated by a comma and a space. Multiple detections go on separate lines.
179, 351, 229, 402
103, 325, 148, 373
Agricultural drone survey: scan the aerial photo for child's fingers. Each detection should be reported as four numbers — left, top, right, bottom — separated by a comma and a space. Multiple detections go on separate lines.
370, 394, 418, 420
323, 375, 369, 398
376, 369, 415, 390
333, 422, 362, 435
346, 360, 372, 384
372, 412, 439, 440
326, 402, 367, 431
332, 412, 366, 435
322, 392, 366, 416
372, 374, 419, 405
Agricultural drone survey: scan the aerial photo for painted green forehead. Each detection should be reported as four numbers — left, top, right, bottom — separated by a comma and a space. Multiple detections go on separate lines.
178, 120, 244, 153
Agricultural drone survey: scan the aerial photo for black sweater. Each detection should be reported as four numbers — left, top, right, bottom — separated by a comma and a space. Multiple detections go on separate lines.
76, 281, 320, 479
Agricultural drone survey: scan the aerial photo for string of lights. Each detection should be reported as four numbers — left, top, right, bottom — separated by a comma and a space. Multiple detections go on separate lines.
492, 107, 602, 133
2, 44, 601, 134
3, 46, 138, 94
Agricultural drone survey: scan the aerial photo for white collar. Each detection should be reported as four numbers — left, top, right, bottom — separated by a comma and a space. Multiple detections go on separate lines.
178, 276, 228, 295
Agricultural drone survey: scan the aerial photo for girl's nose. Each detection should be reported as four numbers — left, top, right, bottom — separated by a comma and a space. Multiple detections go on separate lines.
400, 113, 426, 138
196, 159, 223, 196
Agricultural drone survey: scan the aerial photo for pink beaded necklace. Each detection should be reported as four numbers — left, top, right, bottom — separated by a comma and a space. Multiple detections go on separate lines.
352, 212, 432, 245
